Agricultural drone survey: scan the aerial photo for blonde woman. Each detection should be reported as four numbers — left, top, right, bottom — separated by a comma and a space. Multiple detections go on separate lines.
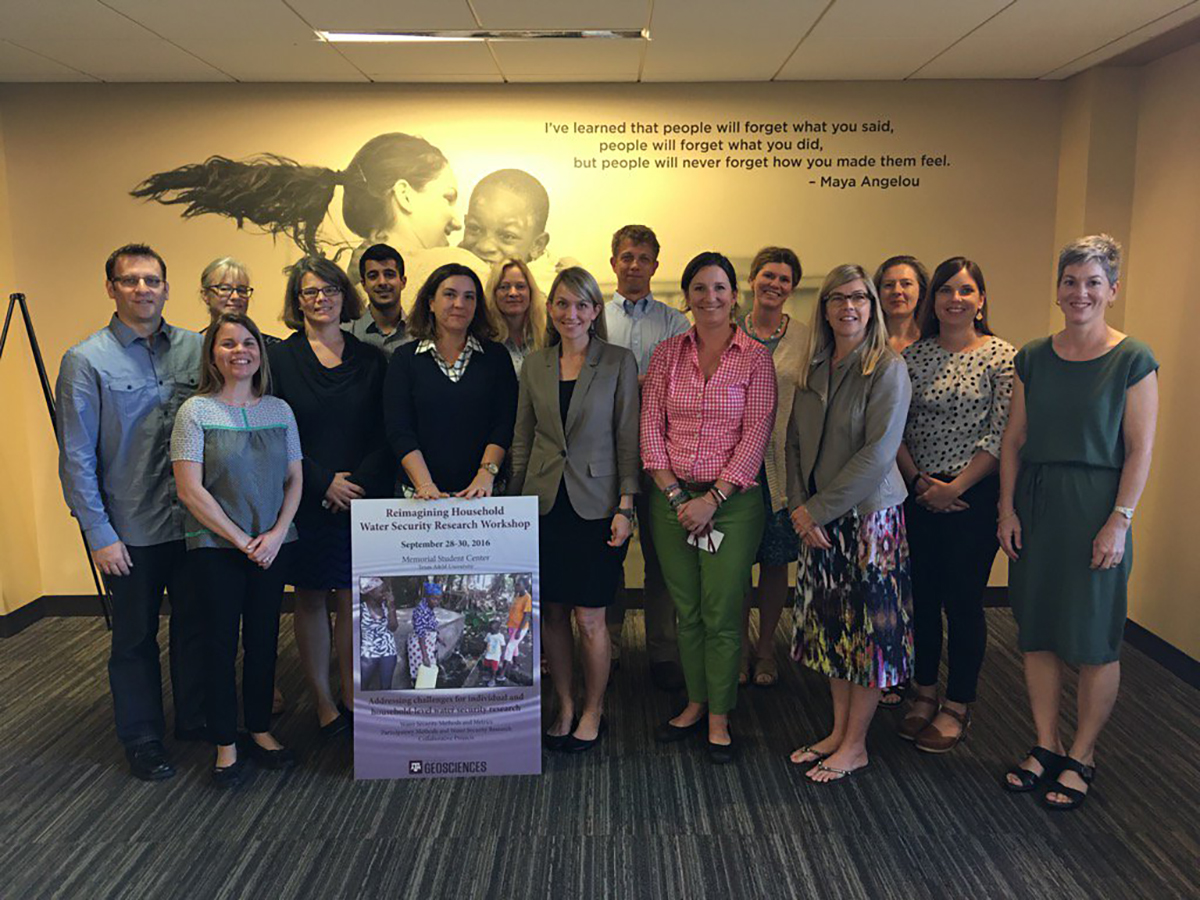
786, 264, 913, 783
486, 257, 547, 374
198, 257, 280, 343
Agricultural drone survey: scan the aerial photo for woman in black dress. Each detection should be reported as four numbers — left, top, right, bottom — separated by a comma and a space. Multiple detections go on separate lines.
384, 263, 518, 499
269, 257, 394, 736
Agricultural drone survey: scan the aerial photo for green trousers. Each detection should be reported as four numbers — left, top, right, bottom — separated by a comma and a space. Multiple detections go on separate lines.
650, 488, 764, 715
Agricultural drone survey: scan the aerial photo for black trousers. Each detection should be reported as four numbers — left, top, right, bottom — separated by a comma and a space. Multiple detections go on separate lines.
191, 547, 287, 745
105, 540, 206, 747
906, 475, 1000, 704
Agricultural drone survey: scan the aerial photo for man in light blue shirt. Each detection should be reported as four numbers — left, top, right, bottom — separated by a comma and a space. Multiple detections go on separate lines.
56, 243, 205, 781
603, 225, 689, 691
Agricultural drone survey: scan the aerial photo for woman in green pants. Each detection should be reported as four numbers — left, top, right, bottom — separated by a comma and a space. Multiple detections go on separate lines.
640, 251, 777, 764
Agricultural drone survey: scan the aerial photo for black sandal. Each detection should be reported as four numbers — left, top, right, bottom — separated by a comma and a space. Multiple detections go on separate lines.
1041, 756, 1096, 811
1002, 745, 1065, 794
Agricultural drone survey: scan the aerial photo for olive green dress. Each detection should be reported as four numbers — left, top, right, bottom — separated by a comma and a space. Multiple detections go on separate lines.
1009, 337, 1158, 664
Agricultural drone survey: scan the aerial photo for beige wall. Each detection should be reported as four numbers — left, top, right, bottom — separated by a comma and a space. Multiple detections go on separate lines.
1122, 42, 1200, 658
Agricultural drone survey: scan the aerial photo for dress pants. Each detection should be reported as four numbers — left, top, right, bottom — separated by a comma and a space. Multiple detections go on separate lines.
906, 475, 1000, 704
607, 473, 680, 665
191, 547, 288, 745
105, 540, 206, 747
650, 488, 764, 715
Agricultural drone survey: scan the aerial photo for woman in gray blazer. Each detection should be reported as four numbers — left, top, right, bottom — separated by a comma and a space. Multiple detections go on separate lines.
509, 266, 640, 753
785, 264, 914, 784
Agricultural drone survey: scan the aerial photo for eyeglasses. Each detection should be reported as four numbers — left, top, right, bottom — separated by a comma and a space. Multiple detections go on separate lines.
206, 283, 254, 299
111, 275, 164, 289
826, 291, 870, 308
299, 286, 344, 301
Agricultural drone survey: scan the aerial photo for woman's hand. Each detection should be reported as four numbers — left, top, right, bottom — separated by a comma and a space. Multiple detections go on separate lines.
915, 476, 969, 513
1091, 514, 1130, 570
455, 469, 495, 499
413, 481, 448, 500
324, 472, 365, 512
608, 513, 633, 547
791, 505, 832, 551
245, 527, 287, 569
997, 509, 1022, 561
678, 496, 716, 537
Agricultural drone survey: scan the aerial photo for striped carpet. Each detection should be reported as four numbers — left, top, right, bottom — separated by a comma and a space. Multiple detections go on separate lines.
1, 611, 1197, 899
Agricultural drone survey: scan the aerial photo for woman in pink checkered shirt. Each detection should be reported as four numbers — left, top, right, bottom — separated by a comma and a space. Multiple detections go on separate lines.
641, 251, 777, 765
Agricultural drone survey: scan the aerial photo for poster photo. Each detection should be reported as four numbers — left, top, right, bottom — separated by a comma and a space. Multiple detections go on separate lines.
351, 497, 540, 780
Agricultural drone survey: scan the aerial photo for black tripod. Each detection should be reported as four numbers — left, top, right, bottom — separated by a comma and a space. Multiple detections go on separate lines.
1, 292, 112, 628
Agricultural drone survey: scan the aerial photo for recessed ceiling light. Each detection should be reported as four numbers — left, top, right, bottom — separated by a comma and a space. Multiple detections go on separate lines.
316, 28, 648, 43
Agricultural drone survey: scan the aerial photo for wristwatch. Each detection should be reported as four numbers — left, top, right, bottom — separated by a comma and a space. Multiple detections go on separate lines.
479, 462, 500, 476
1113, 505, 1134, 520
616, 507, 636, 522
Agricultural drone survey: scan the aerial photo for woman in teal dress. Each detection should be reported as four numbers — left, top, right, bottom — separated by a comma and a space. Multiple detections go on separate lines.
997, 234, 1158, 811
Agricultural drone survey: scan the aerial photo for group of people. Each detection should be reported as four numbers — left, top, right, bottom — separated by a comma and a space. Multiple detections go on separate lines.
56, 224, 1157, 810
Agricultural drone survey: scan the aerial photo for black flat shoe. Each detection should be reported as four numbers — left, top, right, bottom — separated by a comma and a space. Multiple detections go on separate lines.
561, 718, 606, 753
543, 717, 578, 751
211, 755, 246, 789
707, 730, 736, 765
247, 741, 297, 770
127, 741, 175, 782
654, 714, 705, 744
319, 714, 350, 738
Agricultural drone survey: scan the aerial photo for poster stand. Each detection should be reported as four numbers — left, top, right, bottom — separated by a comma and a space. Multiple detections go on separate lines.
1, 292, 112, 628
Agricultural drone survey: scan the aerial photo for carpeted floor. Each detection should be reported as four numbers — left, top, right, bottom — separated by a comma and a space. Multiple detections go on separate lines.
1, 610, 1197, 900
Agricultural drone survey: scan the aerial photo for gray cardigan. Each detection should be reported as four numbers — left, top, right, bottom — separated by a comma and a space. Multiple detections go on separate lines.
509, 338, 641, 518
786, 342, 911, 526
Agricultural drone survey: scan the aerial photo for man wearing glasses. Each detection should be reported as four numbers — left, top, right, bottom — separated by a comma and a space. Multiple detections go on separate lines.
56, 243, 205, 782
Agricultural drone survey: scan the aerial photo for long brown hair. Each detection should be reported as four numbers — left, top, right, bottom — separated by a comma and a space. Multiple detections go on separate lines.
198, 313, 272, 397
918, 257, 993, 339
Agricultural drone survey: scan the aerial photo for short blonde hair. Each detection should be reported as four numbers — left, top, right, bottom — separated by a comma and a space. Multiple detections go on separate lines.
485, 258, 546, 351
799, 264, 890, 389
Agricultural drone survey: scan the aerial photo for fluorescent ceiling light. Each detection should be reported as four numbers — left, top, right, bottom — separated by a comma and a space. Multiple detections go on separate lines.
316, 29, 648, 43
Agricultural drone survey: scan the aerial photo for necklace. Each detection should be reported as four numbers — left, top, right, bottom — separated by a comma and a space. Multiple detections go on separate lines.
745, 311, 787, 342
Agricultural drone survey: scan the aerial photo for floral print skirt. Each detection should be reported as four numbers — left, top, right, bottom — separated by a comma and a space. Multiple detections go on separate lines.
791, 504, 914, 689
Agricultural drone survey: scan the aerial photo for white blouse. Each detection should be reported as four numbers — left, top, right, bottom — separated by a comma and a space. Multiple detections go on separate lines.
902, 334, 1016, 476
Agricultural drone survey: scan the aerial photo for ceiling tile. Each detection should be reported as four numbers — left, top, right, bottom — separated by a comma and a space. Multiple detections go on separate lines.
491, 39, 643, 81
471, 0, 648, 30
1045, 2, 1200, 78
0, 40, 99, 81
337, 42, 501, 80
285, 0, 477, 32
914, 0, 1194, 79
775, 0, 1010, 81
641, 0, 827, 82
10, 40, 231, 82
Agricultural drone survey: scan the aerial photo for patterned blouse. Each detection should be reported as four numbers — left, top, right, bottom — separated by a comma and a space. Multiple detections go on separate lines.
414, 335, 483, 383
640, 326, 777, 489
411, 600, 439, 637
902, 334, 1016, 477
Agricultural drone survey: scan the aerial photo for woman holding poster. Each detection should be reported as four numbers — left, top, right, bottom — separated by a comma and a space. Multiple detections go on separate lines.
509, 267, 639, 752
384, 264, 518, 498
641, 252, 776, 765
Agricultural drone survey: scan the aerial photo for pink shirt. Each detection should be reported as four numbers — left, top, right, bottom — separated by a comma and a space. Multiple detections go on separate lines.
640, 327, 777, 489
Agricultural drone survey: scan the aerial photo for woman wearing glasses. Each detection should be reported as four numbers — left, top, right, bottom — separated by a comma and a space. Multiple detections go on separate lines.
198, 257, 280, 344
786, 265, 913, 783
268, 257, 395, 737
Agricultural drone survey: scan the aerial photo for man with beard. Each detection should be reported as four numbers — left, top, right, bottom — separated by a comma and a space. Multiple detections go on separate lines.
347, 243, 411, 356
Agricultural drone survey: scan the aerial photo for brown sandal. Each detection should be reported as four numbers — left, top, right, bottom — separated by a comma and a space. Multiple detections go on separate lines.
752, 656, 778, 687
915, 705, 970, 753
898, 694, 939, 741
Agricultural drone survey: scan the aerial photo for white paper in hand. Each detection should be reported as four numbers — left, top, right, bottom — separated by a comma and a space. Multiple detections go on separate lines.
686, 528, 725, 554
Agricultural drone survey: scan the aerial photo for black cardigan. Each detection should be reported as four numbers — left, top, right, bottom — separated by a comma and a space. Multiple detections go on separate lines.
268, 331, 394, 517
383, 338, 518, 493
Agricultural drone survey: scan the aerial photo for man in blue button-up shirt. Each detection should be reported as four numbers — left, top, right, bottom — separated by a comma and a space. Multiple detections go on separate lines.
602, 225, 690, 692
56, 243, 204, 781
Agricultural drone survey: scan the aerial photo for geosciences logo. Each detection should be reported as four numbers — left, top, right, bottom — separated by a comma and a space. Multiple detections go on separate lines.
407, 759, 488, 775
